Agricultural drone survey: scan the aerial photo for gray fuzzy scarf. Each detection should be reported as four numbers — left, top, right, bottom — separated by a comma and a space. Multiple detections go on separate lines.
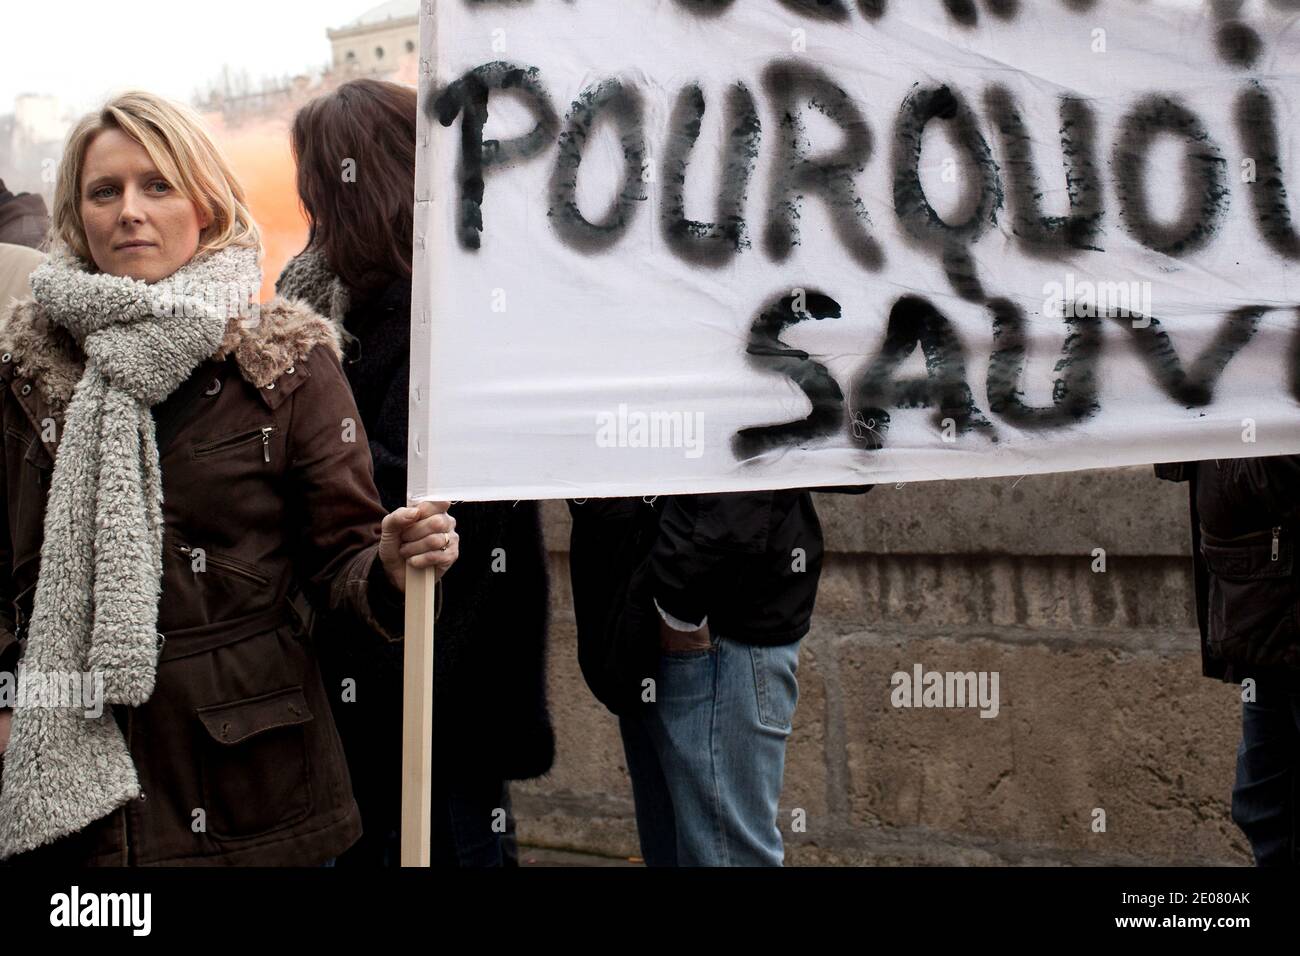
275, 247, 355, 349
0, 244, 262, 859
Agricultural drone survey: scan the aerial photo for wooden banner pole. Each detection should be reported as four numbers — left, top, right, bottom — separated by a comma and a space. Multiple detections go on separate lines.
403, 0, 440, 868
400, 562, 437, 866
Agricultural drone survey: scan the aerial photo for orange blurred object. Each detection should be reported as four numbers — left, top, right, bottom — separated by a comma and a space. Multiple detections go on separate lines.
204, 114, 308, 302
199, 57, 418, 304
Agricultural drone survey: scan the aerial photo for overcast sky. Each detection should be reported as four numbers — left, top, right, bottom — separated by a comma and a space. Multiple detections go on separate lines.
3, 0, 385, 114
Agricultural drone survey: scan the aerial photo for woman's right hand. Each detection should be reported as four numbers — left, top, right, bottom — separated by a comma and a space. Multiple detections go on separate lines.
0, 708, 11, 755
379, 500, 458, 591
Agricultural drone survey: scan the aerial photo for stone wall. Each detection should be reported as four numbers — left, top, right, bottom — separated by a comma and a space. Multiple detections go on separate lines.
513, 466, 1252, 865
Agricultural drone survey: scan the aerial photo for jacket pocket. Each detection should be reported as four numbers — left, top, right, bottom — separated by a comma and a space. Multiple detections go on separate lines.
195, 685, 314, 840
1201, 526, 1300, 671
191, 425, 276, 463
175, 544, 271, 587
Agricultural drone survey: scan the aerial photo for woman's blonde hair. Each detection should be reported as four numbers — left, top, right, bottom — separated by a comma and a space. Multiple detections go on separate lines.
52, 90, 261, 262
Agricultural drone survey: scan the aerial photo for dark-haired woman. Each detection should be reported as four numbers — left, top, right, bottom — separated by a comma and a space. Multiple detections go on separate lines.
277, 79, 554, 867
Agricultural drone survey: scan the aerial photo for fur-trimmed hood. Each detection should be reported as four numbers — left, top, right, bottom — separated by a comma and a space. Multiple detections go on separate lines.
0, 294, 342, 418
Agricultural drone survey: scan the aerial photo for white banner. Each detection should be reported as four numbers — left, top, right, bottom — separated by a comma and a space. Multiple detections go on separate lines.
411, 0, 1300, 502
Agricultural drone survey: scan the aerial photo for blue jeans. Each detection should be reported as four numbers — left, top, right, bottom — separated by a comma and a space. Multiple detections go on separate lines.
618, 632, 801, 866
1232, 680, 1300, 865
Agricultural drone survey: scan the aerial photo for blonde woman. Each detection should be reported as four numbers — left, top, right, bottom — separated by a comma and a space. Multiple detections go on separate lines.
0, 91, 457, 866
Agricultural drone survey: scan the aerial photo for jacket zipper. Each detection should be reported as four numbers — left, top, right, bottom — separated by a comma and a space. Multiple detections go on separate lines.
192, 426, 275, 463
12, 580, 35, 643
1201, 524, 1285, 546
175, 545, 271, 585
1272, 526, 1281, 562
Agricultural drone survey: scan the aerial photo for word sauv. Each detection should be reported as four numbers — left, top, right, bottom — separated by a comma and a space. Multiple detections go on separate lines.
731, 289, 1297, 458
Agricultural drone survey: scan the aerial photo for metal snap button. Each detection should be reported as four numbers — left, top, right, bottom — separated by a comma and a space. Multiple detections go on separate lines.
1, 352, 11, 363
266, 382, 276, 390
19, 384, 31, 396
286, 366, 295, 375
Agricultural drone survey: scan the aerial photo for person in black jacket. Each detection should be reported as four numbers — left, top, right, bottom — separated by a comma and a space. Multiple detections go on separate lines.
1157, 455, 1300, 865
569, 489, 829, 865
278, 79, 553, 867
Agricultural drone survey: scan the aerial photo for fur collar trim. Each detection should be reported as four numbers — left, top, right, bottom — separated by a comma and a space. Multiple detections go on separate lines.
0, 295, 342, 414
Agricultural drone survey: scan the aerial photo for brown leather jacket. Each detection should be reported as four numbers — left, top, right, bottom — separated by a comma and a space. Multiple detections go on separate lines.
0, 294, 412, 865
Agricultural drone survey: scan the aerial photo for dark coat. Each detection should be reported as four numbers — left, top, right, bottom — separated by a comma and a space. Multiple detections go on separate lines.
568, 489, 826, 715
1157, 456, 1300, 687
0, 295, 407, 865
301, 275, 553, 854
0, 183, 49, 250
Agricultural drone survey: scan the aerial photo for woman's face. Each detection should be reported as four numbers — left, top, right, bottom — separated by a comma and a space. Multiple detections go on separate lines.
78, 127, 212, 282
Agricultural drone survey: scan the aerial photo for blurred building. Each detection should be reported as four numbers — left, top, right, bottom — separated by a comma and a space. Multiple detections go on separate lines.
0, 94, 71, 202
198, 0, 420, 125
328, 0, 420, 76
12, 95, 69, 147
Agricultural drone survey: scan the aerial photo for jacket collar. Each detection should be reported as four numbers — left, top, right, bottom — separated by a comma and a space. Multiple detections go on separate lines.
0, 295, 342, 418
